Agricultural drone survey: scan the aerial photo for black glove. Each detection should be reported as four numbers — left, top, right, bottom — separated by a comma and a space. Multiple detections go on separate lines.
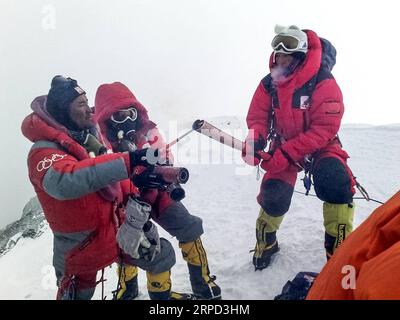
132, 167, 162, 189
253, 135, 267, 152
242, 132, 265, 166
129, 148, 159, 168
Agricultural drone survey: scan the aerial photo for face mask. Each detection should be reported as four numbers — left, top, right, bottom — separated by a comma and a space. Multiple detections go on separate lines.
106, 115, 138, 139
106, 119, 138, 152
113, 119, 137, 139
107, 107, 139, 140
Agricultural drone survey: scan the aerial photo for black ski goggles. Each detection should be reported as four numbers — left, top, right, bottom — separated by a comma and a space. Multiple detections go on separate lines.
111, 107, 138, 124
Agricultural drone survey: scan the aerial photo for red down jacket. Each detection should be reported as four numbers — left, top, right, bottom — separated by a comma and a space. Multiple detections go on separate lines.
94, 82, 173, 215
247, 29, 347, 163
21, 95, 132, 276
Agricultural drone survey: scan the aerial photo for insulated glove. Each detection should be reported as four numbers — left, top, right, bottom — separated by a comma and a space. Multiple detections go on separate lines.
117, 197, 152, 259
139, 221, 161, 262
242, 131, 266, 166
129, 148, 160, 169
131, 166, 160, 189
260, 148, 290, 174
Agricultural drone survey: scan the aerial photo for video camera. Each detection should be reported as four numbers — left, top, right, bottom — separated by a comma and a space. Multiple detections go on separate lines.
131, 165, 190, 201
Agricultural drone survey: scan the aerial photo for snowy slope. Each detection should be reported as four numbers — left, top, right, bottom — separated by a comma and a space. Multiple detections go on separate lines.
0, 119, 399, 300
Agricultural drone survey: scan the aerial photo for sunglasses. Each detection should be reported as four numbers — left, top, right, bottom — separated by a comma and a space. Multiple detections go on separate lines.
111, 107, 138, 124
271, 34, 306, 53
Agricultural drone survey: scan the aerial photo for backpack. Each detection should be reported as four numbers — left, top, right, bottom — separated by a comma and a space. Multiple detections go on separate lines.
274, 271, 319, 300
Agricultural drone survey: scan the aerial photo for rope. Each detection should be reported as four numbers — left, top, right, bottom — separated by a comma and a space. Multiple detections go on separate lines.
355, 179, 371, 201
256, 163, 384, 205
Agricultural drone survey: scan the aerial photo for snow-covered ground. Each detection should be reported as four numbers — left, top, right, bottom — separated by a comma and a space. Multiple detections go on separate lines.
0, 118, 399, 300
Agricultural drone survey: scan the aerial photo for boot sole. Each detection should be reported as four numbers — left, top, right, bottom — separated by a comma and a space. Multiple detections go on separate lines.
254, 245, 280, 271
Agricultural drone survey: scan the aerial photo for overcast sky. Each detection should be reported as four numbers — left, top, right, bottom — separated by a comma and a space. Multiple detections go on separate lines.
0, 0, 399, 227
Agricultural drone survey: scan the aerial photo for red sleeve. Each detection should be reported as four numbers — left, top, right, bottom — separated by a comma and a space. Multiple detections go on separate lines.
246, 82, 272, 141
281, 78, 344, 161
53, 152, 130, 174
29, 146, 131, 200
120, 179, 140, 202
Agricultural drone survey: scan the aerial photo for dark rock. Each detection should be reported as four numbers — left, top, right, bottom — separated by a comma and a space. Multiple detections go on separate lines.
0, 197, 45, 257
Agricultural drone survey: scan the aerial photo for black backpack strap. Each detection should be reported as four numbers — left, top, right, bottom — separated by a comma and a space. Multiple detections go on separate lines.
260, 75, 279, 142
260, 68, 334, 138
294, 68, 334, 132
292, 68, 333, 108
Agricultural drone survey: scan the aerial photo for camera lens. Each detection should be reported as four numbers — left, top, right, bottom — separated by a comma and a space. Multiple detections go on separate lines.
167, 184, 186, 201
177, 168, 189, 184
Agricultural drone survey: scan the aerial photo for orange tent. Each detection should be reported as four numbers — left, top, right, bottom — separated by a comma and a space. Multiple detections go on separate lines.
307, 191, 400, 300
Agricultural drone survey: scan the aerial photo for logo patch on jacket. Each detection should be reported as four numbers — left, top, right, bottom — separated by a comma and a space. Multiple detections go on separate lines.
36, 154, 67, 172
300, 96, 311, 109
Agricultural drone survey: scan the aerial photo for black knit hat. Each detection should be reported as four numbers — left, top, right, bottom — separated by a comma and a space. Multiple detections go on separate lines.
46, 75, 86, 130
